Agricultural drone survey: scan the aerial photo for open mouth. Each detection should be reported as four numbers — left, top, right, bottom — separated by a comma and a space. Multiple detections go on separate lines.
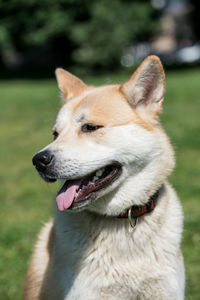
56, 163, 122, 211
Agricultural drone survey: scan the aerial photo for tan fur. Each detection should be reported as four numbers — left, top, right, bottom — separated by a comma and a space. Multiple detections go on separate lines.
24, 56, 184, 300
73, 86, 154, 131
124, 55, 165, 91
120, 55, 165, 123
55, 68, 90, 101
24, 221, 54, 300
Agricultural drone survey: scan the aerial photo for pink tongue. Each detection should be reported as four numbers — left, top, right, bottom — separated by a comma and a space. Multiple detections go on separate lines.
56, 179, 82, 211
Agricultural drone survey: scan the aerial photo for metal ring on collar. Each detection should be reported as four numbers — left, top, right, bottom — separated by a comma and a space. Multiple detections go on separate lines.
128, 208, 138, 229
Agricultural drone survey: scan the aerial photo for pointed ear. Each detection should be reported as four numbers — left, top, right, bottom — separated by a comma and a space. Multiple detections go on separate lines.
120, 56, 165, 118
55, 68, 87, 103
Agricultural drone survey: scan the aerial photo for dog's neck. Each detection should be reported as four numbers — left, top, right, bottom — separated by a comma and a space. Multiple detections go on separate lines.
55, 184, 164, 234
117, 185, 163, 219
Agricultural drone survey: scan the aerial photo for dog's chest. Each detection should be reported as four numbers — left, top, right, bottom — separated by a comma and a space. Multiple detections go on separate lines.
54, 218, 138, 300
62, 274, 136, 300
50, 202, 184, 300
56, 247, 137, 300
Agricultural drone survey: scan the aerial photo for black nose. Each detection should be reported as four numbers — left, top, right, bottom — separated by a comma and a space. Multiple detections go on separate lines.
32, 150, 55, 171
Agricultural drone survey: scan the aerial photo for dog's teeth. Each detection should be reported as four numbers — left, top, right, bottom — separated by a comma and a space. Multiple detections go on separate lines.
96, 168, 105, 177
93, 176, 99, 182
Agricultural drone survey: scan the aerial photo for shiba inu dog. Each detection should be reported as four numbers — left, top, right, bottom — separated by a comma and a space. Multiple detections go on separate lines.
24, 56, 185, 300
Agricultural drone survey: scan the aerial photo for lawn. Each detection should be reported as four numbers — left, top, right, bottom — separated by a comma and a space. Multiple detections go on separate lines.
0, 68, 200, 299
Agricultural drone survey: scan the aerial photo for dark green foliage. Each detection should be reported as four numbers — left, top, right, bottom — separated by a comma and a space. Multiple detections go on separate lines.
71, 1, 158, 69
189, 0, 200, 41
0, 0, 158, 70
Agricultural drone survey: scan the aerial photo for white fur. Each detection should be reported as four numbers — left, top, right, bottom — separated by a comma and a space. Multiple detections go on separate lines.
24, 57, 185, 300
25, 118, 185, 299
53, 183, 184, 300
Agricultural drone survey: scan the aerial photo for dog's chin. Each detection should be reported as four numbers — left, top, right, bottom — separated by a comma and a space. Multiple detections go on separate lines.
38, 172, 57, 183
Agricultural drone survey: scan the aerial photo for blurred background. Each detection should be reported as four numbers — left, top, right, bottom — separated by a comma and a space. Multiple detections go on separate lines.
0, 0, 199, 299
1, 0, 200, 76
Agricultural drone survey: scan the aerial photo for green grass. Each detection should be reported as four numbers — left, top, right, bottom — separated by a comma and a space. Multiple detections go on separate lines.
0, 68, 200, 299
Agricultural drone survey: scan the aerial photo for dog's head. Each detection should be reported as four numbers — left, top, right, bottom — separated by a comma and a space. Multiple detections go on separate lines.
32, 56, 174, 216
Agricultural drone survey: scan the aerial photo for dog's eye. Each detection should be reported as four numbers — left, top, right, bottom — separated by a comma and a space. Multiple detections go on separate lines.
53, 130, 59, 140
81, 123, 103, 133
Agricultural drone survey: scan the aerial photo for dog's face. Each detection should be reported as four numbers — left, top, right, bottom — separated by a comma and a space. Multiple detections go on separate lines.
32, 56, 174, 216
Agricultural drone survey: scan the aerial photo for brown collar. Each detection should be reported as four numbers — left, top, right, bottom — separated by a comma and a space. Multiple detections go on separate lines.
117, 186, 162, 220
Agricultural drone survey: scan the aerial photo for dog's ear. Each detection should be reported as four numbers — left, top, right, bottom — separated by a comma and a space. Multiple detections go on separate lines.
120, 56, 165, 119
55, 68, 87, 103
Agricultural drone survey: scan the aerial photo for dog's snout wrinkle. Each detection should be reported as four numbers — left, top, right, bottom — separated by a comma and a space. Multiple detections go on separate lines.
32, 150, 55, 171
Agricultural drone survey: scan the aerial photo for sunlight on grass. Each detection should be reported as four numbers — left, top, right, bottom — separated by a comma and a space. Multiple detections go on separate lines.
0, 68, 200, 299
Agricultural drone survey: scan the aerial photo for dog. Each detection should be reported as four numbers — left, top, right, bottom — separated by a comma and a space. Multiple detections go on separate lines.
24, 56, 185, 300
